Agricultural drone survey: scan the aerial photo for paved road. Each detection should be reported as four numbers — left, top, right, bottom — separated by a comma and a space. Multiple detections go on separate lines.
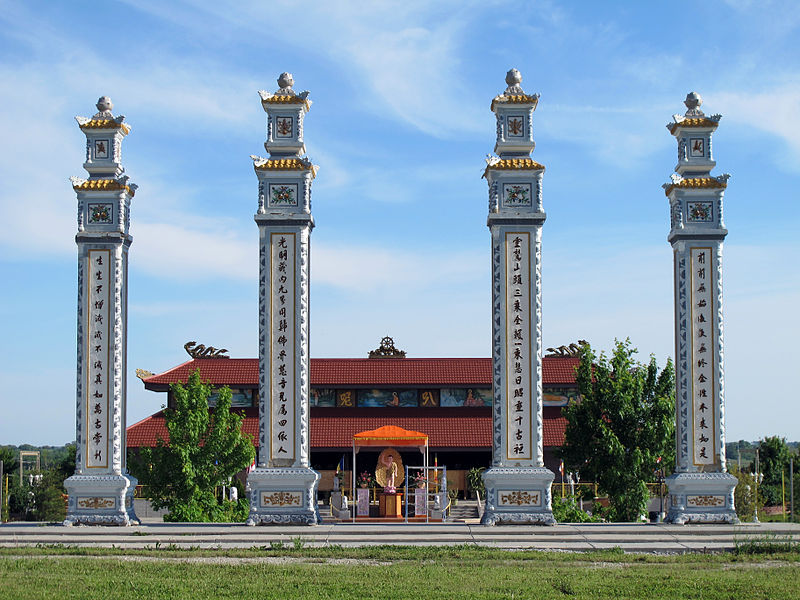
1, 521, 798, 552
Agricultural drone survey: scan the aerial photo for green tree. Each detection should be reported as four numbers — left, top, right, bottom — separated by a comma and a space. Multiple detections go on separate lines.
757, 436, 791, 506
729, 464, 764, 522
130, 369, 255, 522
560, 339, 675, 522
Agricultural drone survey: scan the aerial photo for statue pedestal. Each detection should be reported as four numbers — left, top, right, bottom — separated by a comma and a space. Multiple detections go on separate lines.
666, 472, 738, 524
246, 467, 320, 525
64, 474, 139, 526
481, 467, 555, 525
329, 491, 350, 520
379, 492, 402, 518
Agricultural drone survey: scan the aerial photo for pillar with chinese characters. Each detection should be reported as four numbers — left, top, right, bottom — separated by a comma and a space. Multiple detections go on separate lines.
481, 70, 555, 525
246, 73, 320, 525
664, 93, 737, 524
64, 97, 139, 526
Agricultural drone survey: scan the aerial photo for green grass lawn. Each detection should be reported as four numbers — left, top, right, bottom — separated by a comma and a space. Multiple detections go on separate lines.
1, 546, 799, 599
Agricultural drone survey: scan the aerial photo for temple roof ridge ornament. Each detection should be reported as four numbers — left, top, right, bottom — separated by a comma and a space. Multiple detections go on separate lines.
491, 68, 540, 111
184, 341, 230, 359
545, 340, 588, 358
368, 336, 407, 359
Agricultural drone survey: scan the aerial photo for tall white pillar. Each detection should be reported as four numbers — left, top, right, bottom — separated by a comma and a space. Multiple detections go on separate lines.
246, 73, 320, 525
64, 97, 139, 526
664, 93, 737, 524
481, 70, 555, 525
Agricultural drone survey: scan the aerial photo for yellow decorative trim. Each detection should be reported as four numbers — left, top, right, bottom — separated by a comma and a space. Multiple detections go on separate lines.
491, 94, 539, 111
668, 118, 718, 134
79, 119, 131, 134
484, 158, 545, 178
72, 178, 135, 196
253, 158, 317, 179
663, 177, 726, 197
261, 95, 310, 110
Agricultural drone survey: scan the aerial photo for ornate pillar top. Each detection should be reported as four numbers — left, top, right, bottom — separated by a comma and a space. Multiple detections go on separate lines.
73, 96, 131, 181
257, 72, 312, 159
489, 69, 540, 160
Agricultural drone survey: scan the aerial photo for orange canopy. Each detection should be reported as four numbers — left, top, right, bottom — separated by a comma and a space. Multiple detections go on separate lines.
352, 425, 428, 447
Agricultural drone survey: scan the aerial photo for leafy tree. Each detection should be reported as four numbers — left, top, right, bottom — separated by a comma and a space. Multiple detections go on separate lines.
130, 369, 255, 522
560, 339, 675, 522
0, 446, 19, 474
757, 436, 791, 506
729, 464, 764, 522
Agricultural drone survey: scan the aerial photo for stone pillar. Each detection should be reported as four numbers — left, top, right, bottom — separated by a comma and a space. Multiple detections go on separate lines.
246, 73, 320, 525
64, 97, 139, 526
664, 93, 737, 524
481, 70, 555, 525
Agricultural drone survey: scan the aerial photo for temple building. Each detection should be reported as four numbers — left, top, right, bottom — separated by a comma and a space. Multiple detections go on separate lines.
127, 338, 581, 492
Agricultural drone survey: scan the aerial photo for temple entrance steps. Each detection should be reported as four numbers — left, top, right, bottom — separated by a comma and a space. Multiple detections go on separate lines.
448, 499, 480, 522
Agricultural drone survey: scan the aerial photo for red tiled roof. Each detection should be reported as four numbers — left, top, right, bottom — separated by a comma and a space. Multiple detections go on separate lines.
126, 407, 568, 449
142, 357, 579, 388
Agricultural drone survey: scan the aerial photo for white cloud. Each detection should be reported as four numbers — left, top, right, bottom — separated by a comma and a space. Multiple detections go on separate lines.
313, 242, 484, 293
711, 85, 800, 169
122, 0, 491, 137
133, 222, 255, 281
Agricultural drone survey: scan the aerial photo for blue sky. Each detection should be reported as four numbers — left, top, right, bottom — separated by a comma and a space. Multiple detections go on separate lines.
1, 0, 798, 446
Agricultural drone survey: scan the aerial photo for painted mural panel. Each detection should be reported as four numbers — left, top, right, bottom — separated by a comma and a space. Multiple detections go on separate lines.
542, 388, 579, 407
208, 389, 253, 408
357, 389, 418, 407
440, 388, 492, 407
310, 388, 337, 407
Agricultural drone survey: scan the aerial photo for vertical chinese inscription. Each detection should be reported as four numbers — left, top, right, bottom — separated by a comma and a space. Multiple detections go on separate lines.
690, 247, 716, 466
86, 249, 110, 469
270, 233, 295, 461
505, 232, 532, 461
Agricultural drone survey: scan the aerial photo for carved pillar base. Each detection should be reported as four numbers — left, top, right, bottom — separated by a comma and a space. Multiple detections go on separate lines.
246, 467, 320, 525
64, 473, 139, 526
481, 467, 555, 525
665, 472, 739, 524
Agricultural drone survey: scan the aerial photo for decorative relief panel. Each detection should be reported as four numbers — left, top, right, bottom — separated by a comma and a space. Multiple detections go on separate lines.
687, 494, 724, 507
270, 233, 296, 461
502, 184, 532, 208
86, 249, 110, 469
689, 138, 705, 157
499, 490, 540, 506
506, 115, 525, 137
77, 496, 115, 509
88, 203, 113, 224
275, 116, 294, 138
269, 184, 298, 207
505, 232, 532, 461
687, 202, 713, 223
690, 247, 717, 466
260, 491, 302, 507
93, 139, 110, 159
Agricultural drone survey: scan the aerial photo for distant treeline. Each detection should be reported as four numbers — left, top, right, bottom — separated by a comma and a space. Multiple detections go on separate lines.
726, 440, 798, 469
